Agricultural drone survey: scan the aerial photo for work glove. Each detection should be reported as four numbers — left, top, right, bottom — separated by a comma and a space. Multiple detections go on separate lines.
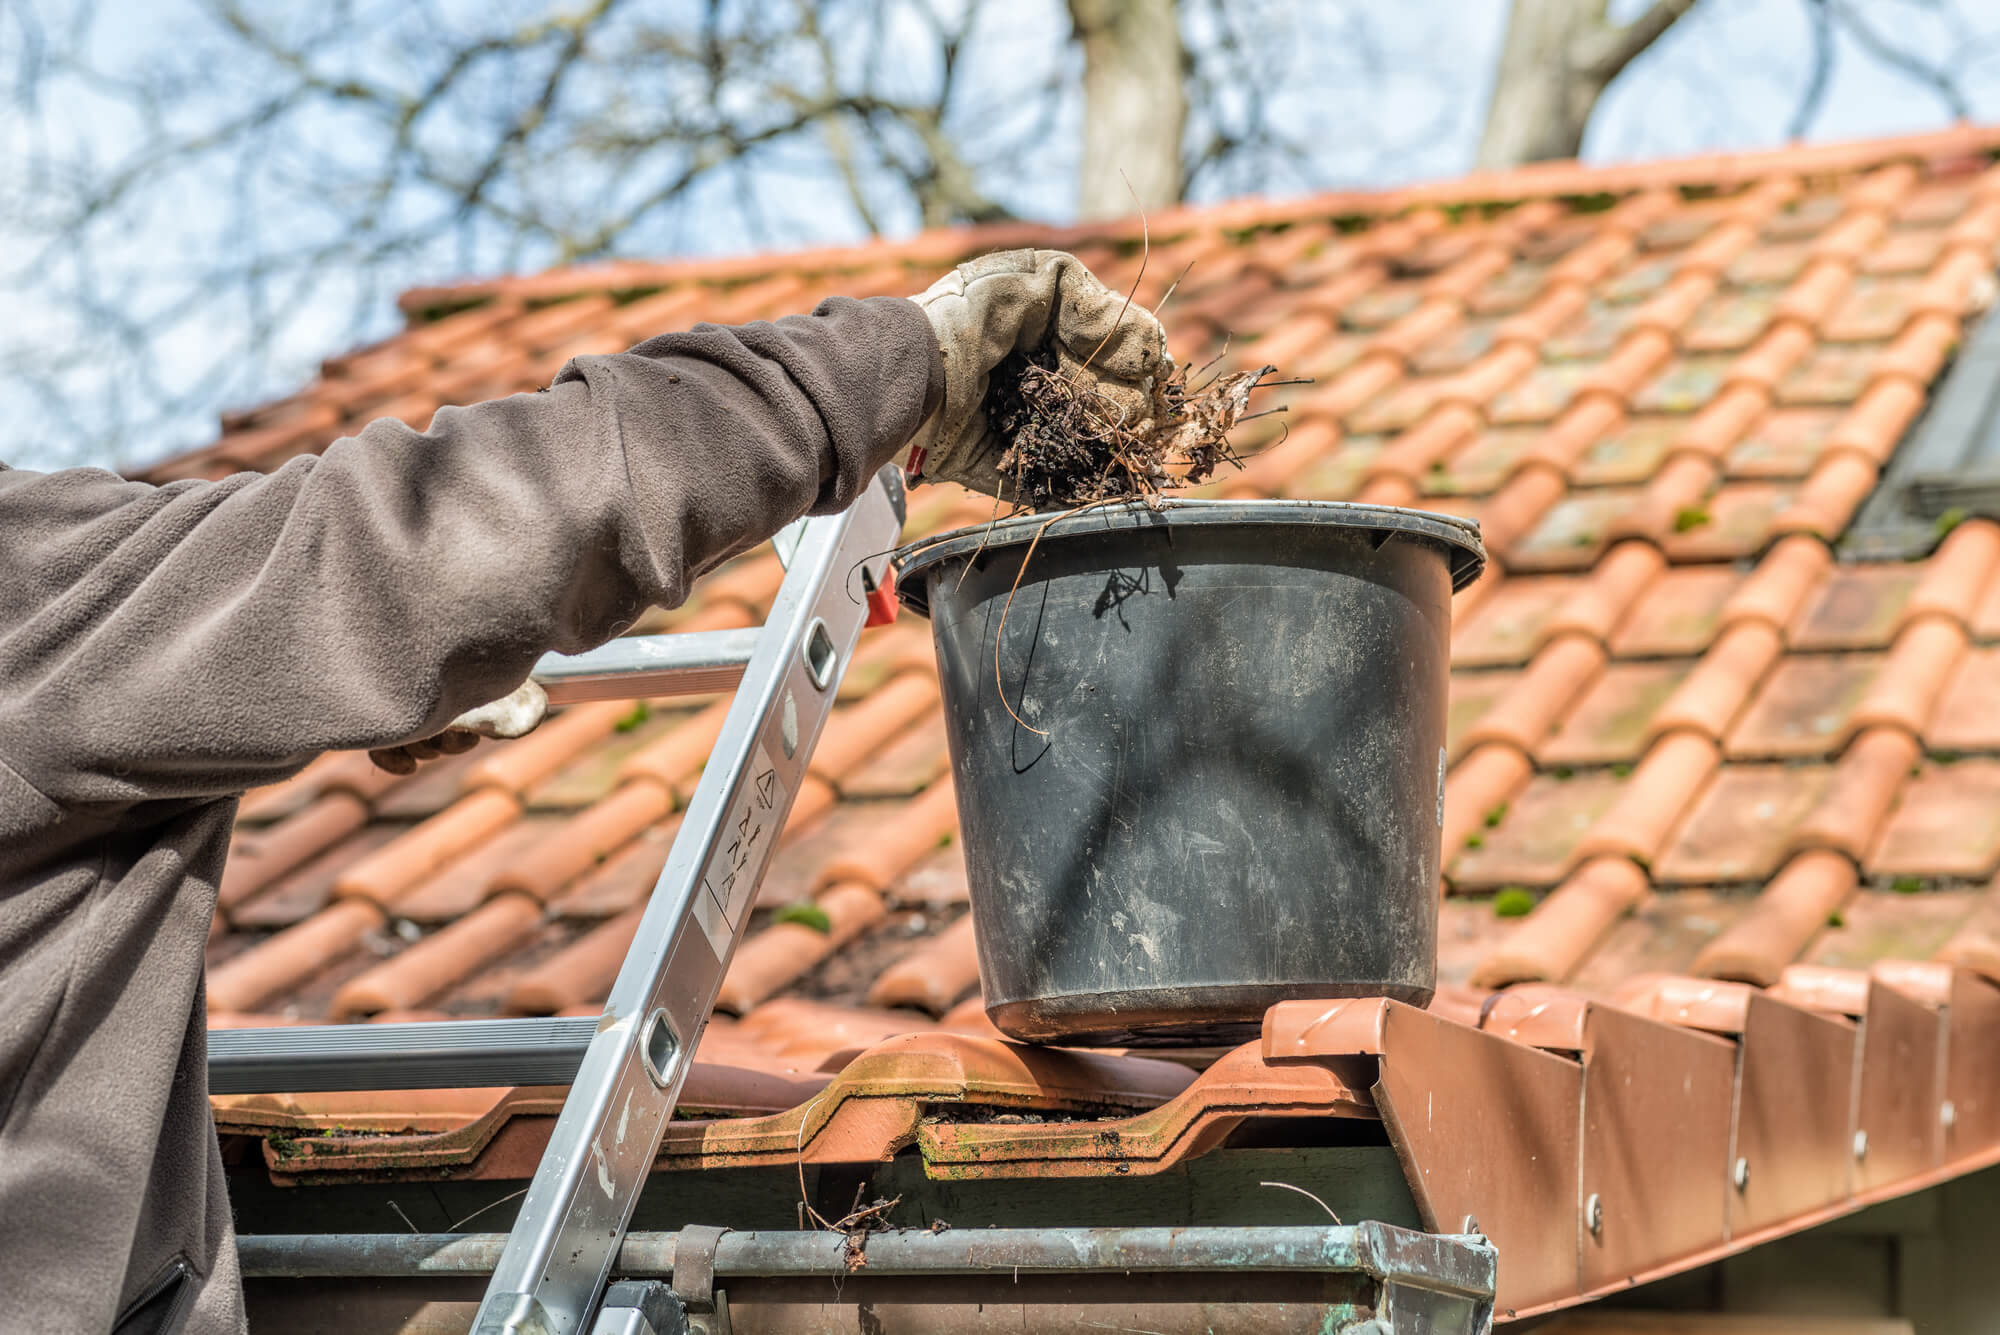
367, 679, 548, 776
901, 249, 1173, 499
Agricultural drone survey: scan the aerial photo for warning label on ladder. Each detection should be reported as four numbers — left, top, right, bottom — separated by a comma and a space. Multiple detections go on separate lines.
693, 741, 786, 961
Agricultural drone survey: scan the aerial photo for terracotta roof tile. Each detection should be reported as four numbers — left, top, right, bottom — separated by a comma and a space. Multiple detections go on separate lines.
1849, 615, 1967, 736
1575, 731, 1720, 865
460, 698, 640, 796
329, 893, 543, 1019
1684, 287, 1781, 353
1726, 652, 1883, 758
1866, 227, 1950, 274
1471, 856, 1650, 987
207, 898, 385, 1015
717, 881, 888, 1014
367, 743, 491, 820
157, 133, 2000, 1251
1672, 380, 1769, 459
219, 791, 369, 916
504, 906, 640, 1015
1659, 482, 1791, 562
1540, 660, 1692, 766
1442, 742, 1536, 863
1725, 406, 1841, 477
487, 778, 674, 902
332, 787, 521, 906
1872, 760, 2000, 880
1507, 487, 1642, 572
1452, 574, 1585, 666
809, 671, 941, 787
1973, 571, 2000, 641
1569, 414, 1673, 485
1449, 768, 1625, 890
1788, 726, 1923, 863
866, 913, 980, 1015
1647, 621, 1784, 742
1657, 763, 1834, 884
1908, 519, 2000, 625
1461, 633, 1606, 755
1608, 565, 1741, 658
1935, 876, 2000, 981
1693, 850, 1859, 985
617, 696, 732, 795
227, 824, 403, 929
1721, 532, 1832, 632
395, 814, 570, 923
549, 821, 679, 919
1790, 564, 1925, 649
1930, 645, 2000, 751
1825, 378, 1928, 467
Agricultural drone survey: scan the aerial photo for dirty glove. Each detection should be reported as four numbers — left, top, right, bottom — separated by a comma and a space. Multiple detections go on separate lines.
367, 679, 548, 776
901, 249, 1173, 498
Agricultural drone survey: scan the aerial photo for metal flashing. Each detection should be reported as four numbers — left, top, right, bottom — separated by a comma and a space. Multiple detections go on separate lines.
1849, 308, 1999, 559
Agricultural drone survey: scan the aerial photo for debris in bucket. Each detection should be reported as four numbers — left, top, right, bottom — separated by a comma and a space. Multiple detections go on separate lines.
984, 341, 1292, 510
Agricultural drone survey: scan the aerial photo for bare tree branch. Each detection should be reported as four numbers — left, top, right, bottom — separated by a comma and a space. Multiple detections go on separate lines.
1827, 0, 1973, 119
1790, 0, 1836, 138
1577, 0, 1699, 82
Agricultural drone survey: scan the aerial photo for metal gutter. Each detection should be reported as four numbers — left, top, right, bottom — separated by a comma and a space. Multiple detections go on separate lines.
239, 1223, 1497, 1334
239, 1223, 1489, 1287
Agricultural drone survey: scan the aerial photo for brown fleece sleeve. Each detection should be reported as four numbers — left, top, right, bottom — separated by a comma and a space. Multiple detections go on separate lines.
0, 295, 942, 812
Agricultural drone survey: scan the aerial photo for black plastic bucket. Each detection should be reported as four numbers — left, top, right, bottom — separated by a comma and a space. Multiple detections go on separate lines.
891, 499, 1486, 1047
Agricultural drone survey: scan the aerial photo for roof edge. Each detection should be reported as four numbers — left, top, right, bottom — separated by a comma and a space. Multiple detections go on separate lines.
396, 123, 2000, 315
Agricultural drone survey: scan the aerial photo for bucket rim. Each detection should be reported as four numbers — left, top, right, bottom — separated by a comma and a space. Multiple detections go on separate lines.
889, 497, 1487, 618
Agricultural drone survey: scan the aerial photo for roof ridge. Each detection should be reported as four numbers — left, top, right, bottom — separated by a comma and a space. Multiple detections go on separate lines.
395, 124, 2000, 315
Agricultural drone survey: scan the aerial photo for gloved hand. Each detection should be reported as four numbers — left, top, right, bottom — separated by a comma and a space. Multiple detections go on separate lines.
367, 679, 548, 776
901, 249, 1172, 498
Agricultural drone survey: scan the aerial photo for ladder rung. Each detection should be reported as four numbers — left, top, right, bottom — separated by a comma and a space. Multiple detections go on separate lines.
208, 1018, 596, 1094
531, 627, 760, 705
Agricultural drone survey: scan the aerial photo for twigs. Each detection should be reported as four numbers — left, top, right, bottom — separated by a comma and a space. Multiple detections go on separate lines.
986, 352, 1287, 509
794, 1093, 901, 1270
1259, 1180, 1343, 1224
1071, 168, 1150, 383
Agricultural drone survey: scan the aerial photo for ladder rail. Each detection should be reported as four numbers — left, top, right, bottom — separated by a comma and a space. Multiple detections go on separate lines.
531, 627, 760, 706
471, 468, 905, 1335
208, 1017, 597, 1094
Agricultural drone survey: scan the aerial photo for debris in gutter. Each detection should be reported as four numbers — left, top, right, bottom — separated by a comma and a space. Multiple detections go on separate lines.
984, 343, 1291, 511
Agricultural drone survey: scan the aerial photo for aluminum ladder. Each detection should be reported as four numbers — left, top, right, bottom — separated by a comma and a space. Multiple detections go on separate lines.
209, 466, 909, 1335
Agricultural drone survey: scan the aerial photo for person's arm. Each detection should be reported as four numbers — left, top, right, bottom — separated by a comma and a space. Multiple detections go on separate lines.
0, 295, 940, 812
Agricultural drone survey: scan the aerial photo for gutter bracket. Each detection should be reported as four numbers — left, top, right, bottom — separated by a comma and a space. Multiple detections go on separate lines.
670, 1225, 724, 1313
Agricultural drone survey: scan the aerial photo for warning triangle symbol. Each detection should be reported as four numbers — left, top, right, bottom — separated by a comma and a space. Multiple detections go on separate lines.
755, 769, 778, 808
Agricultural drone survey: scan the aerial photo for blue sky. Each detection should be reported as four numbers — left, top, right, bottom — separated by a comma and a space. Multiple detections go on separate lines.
3, 0, 1999, 472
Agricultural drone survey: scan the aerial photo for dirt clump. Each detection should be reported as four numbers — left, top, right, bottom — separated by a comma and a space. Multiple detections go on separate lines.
984, 342, 1287, 511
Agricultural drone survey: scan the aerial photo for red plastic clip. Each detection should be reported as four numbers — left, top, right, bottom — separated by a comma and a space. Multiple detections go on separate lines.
863, 564, 899, 627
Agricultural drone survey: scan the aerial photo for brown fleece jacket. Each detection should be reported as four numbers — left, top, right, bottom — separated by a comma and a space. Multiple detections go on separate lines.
0, 295, 941, 1334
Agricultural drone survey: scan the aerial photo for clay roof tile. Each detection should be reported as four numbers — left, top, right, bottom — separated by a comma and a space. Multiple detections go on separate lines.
1692, 849, 1859, 986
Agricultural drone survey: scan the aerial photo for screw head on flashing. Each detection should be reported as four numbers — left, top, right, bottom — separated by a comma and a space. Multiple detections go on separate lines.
1854, 1130, 1869, 1161
1585, 1193, 1604, 1236
1733, 1157, 1751, 1192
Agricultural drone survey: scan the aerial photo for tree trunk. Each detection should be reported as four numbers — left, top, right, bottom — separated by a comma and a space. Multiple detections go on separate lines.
1069, 0, 1186, 220
1476, 0, 1699, 170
